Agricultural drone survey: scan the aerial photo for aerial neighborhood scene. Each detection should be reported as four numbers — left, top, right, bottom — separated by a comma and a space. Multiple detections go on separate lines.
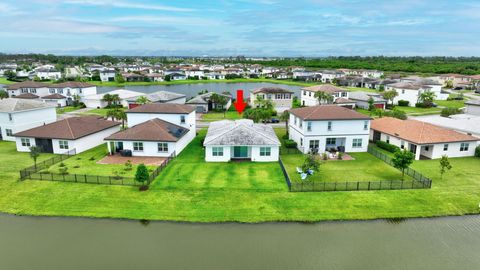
1, 0, 480, 269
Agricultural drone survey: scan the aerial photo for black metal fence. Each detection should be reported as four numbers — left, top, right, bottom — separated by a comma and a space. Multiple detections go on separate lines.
19, 151, 176, 187
19, 149, 76, 179
278, 158, 292, 190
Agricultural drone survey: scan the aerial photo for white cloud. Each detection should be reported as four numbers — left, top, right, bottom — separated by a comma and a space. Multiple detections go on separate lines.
109, 15, 218, 26
64, 0, 195, 12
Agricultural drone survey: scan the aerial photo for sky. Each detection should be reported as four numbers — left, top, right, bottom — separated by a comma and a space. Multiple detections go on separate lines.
0, 0, 479, 56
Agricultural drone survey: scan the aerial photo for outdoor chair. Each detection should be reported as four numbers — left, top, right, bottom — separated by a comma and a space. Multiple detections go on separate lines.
296, 167, 303, 174
301, 173, 308, 180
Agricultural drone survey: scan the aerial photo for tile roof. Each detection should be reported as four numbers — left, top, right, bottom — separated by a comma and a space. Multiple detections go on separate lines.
348, 91, 387, 102
387, 82, 432, 90
301, 85, 347, 94
14, 116, 120, 140
251, 87, 293, 94
105, 118, 189, 142
334, 98, 355, 104
371, 117, 479, 144
127, 103, 195, 114
289, 105, 371, 121
0, 98, 54, 112
13, 93, 40, 99
204, 119, 281, 146
42, 93, 66, 99
6, 81, 49, 90
49, 82, 95, 88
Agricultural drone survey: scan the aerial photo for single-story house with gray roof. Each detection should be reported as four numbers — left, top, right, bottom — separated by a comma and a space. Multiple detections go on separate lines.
186, 92, 232, 113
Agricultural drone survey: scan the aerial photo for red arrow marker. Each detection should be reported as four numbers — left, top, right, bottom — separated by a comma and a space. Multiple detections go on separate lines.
233, 89, 247, 114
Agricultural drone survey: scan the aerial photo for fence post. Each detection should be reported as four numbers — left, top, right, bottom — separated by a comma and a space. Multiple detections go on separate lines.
334, 182, 337, 191
368, 181, 371, 190
84, 174, 87, 183
74, 174, 77, 182
97, 175, 99, 184
357, 181, 359, 190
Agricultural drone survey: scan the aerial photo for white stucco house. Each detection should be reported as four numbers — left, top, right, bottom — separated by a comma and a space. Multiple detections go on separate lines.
35, 69, 62, 80
370, 117, 479, 160
250, 87, 293, 113
41, 94, 68, 107
386, 81, 448, 107
82, 89, 144, 108
186, 92, 232, 113
126, 91, 186, 109
348, 91, 387, 110
0, 99, 57, 142
465, 100, 480, 116
203, 119, 281, 162
14, 116, 121, 154
300, 85, 351, 107
288, 105, 371, 154
6, 81, 50, 97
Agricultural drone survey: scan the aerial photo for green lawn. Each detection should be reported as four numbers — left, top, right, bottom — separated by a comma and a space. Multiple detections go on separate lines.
395, 106, 442, 116
0, 78, 15, 85
80, 107, 125, 117
0, 129, 480, 222
56, 106, 84, 114
435, 99, 466, 109
45, 144, 154, 177
201, 111, 243, 121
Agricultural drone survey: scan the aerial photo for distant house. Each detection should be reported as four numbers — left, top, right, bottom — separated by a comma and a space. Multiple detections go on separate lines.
319, 70, 345, 83
122, 72, 145, 82
300, 85, 349, 107
6, 81, 50, 97
35, 68, 62, 80
250, 87, 293, 113
48, 81, 97, 104
348, 91, 387, 110
100, 69, 116, 82
371, 117, 479, 160
289, 105, 371, 154
186, 92, 232, 113
168, 73, 187, 81
145, 73, 164, 82
385, 81, 447, 106
82, 89, 144, 108
14, 116, 121, 154
203, 119, 281, 162
185, 69, 204, 78
41, 93, 68, 107
205, 72, 225, 80
126, 91, 186, 109
0, 99, 57, 141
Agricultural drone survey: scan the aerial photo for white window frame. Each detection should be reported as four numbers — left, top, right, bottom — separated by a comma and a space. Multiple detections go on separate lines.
327, 121, 332, 131
157, 142, 168, 152
180, 115, 186, 124
364, 121, 368, 130
133, 142, 144, 152
259, 147, 271, 156
307, 121, 312, 131
212, 147, 223, 156
443, 144, 448, 151
460, 143, 469, 152
21, 138, 31, 147
59, 140, 69, 150
352, 138, 363, 148
5, 129, 13, 136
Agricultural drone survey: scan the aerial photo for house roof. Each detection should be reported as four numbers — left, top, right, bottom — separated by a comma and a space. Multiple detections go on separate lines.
203, 119, 281, 146
301, 84, 347, 94
126, 91, 185, 103
105, 118, 189, 142
371, 117, 479, 144
0, 98, 54, 112
334, 98, 355, 104
127, 103, 195, 114
289, 105, 371, 121
14, 116, 120, 140
82, 89, 144, 100
387, 82, 432, 90
186, 92, 231, 105
6, 81, 49, 90
49, 82, 95, 88
348, 91, 387, 103
13, 93, 40, 99
42, 93, 67, 100
251, 87, 293, 94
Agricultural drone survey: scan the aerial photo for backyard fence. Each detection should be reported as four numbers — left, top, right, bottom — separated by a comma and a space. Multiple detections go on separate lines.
19, 151, 176, 187
278, 158, 292, 190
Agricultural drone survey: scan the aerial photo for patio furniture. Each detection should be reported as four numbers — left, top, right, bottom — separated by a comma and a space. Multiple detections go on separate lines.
301, 173, 308, 180
307, 169, 314, 175
296, 167, 303, 174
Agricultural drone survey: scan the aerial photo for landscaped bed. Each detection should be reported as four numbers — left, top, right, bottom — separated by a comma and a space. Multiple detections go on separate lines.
201, 111, 243, 122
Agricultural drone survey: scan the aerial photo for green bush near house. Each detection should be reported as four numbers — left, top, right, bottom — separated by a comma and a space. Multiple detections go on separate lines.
475, 146, 480, 158
376, 141, 400, 153
441, 107, 461, 117
397, 100, 410, 106
284, 139, 298, 148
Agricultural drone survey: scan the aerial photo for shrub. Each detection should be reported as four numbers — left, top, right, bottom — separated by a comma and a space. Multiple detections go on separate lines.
415, 102, 427, 108
475, 146, 480, 158
58, 167, 68, 175
376, 141, 400, 153
397, 100, 410, 106
337, 152, 344, 160
441, 107, 461, 117
322, 152, 328, 160
282, 134, 289, 140
59, 162, 65, 167
284, 139, 297, 148
124, 160, 133, 171
383, 108, 407, 120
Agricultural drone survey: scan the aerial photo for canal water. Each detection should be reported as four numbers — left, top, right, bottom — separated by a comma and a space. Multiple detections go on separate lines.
1, 214, 480, 270
96, 82, 304, 98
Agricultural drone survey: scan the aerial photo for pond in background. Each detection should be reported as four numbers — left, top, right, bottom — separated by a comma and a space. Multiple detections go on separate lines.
1, 214, 480, 270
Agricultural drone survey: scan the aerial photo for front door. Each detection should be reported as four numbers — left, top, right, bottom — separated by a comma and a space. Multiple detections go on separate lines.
372, 131, 381, 142
115, 142, 124, 152
233, 146, 248, 158
35, 138, 54, 153
409, 144, 417, 155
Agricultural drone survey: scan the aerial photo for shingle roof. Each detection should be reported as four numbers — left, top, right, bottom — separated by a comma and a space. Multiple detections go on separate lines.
289, 105, 371, 121
204, 119, 281, 146
387, 82, 432, 90
127, 103, 195, 114
126, 91, 185, 103
42, 93, 66, 99
371, 117, 479, 144
49, 82, 95, 88
348, 91, 387, 103
14, 93, 40, 99
14, 117, 120, 140
186, 92, 231, 104
105, 118, 189, 142
0, 98, 54, 112
251, 87, 293, 94
6, 81, 49, 90
334, 98, 355, 104
301, 85, 347, 94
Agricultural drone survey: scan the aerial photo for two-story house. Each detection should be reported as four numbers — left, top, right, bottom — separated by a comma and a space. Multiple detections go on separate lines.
300, 85, 350, 107
385, 82, 446, 107
104, 103, 196, 157
288, 105, 371, 154
250, 87, 293, 113
0, 99, 57, 141
6, 81, 50, 97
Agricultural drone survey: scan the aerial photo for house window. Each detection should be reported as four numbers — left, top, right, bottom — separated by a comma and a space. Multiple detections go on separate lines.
352, 138, 363, 148
425, 146, 430, 151
309, 140, 319, 150
49, 89, 55, 94
260, 147, 271, 156
267, 94, 272, 99
386, 135, 390, 144
212, 147, 223, 156
460, 143, 469, 152
300, 138, 303, 146
158, 142, 168, 152
133, 142, 144, 151
299, 120, 303, 128
341, 92, 347, 97
308, 91, 311, 97
21, 138, 31, 147
326, 138, 337, 145
21, 88, 28, 93
402, 89, 405, 94
31, 89, 37, 94
180, 115, 186, 124
401, 141, 405, 149
59, 140, 69, 150
443, 144, 448, 151
8, 113, 12, 121
303, 90, 306, 96
276, 94, 281, 99
307, 122, 312, 131
364, 121, 368, 130
294, 116, 297, 125
327, 121, 332, 131
6, 129, 12, 136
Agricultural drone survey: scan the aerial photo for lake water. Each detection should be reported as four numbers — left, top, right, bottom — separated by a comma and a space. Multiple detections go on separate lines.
2, 214, 480, 270
97, 82, 304, 98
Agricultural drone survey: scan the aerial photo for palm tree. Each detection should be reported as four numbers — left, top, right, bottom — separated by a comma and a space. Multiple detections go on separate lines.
102, 94, 114, 107
382, 90, 399, 106
111, 94, 121, 107
279, 110, 290, 135
136, 96, 150, 105
418, 91, 436, 107
314, 91, 334, 104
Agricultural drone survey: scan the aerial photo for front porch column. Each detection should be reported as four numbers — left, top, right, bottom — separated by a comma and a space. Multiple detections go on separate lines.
414, 144, 421, 160
107, 141, 112, 155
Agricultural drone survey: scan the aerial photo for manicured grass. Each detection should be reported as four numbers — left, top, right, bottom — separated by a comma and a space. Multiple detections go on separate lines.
345, 87, 379, 93
281, 153, 412, 183
0, 78, 15, 85
80, 107, 125, 117
435, 99, 466, 109
395, 106, 442, 116
89, 78, 317, 87
0, 129, 480, 222
56, 106, 84, 114
201, 111, 243, 121
45, 144, 154, 177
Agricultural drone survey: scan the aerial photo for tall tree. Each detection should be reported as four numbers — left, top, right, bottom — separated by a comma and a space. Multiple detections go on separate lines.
392, 149, 415, 180
439, 155, 452, 179
382, 90, 398, 106
418, 91, 436, 107
314, 91, 334, 104
135, 163, 150, 191
136, 96, 150, 105
0, 90, 8, 100
209, 93, 228, 117
29, 146, 42, 169
102, 94, 113, 107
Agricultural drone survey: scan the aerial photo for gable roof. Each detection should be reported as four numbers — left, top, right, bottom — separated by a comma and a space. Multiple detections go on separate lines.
127, 103, 195, 114
289, 105, 371, 121
301, 85, 347, 94
334, 98, 355, 104
204, 119, 281, 146
42, 93, 67, 100
82, 89, 144, 100
14, 93, 40, 99
49, 82, 95, 88
6, 81, 49, 90
14, 117, 120, 140
251, 87, 293, 94
186, 92, 231, 105
371, 117, 479, 144
348, 91, 387, 103
0, 98, 54, 112
105, 118, 189, 142
387, 82, 432, 90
